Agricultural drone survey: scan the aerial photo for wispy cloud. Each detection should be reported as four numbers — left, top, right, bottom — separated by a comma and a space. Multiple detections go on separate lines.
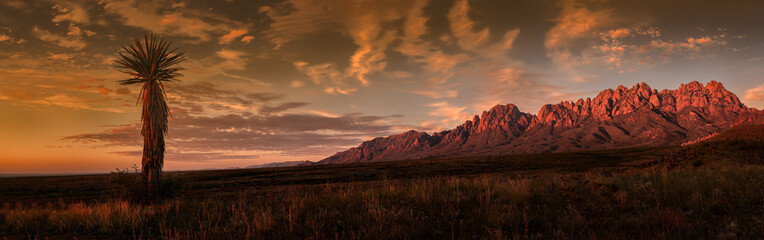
216, 49, 247, 70
545, 0, 615, 71
52, 2, 90, 24
62, 82, 402, 161
746, 84, 764, 101
597, 26, 729, 71
32, 27, 86, 50
219, 29, 248, 44
448, 0, 489, 51
427, 102, 468, 126
102, 0, 242, 43
262, 0, 419, 90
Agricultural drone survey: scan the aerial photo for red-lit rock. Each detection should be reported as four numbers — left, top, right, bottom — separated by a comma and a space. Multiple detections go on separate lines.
319, 81, 764, 164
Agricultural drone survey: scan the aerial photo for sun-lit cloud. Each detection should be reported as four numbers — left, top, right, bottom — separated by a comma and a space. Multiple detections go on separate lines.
34, 94, 93, 110
448, 0, 489, 51
746, 84, 764, 101
219, 29, 248, 44
596, 26, 730, 71
102, 0, 242, 43
411, 90, 459, 99
52, 2, 91, 24
389, 0, 535, 128
544, 0, 737, 79
290, 80, 304, 88
292, 61, 358, 95
427, 102, 469, 125
32, 27, 87, 50
1, 0, 27, 10
216, 49, 245, 61
545, 0, 615, 69
240, 36, 255, 44
262, 0, 420, 90
65, 23, 96, 37
261, 0, 528, 120
602, 28, 634, 40
48, 53, 75, 61
97, 85, 113, 95
62, 81, 403, 161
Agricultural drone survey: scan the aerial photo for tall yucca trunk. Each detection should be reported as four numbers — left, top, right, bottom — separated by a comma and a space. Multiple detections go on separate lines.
141, 80, 168, 201
116, 33, 184, 203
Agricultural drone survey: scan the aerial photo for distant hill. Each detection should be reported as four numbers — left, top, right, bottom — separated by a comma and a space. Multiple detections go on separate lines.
703, 123, 764, 142
246, 160, 312, 169
321, 81, 764, 164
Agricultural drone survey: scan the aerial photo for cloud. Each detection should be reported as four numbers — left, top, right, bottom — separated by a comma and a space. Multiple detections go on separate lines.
746, 84, 764, 101
545, 0, 615, 69
546, 1, 732, 74
32, 27, 86, 50
411, 90, 459, 99
396, 0, 472, 75
97, 85, 113, 95
216, 49, 245, 61
260, 0, 548, 131
596, 26, 729, 70
111, 150, 263, 162
48, 53, 75, 61
427, 102, 468, 125
545, 1, 613, 49
448, 0, 489, 51
102, 0, 242, 42
170, 81, 271, 104
262, 0, 420, 90
290, 80, 304, 88
62, 87, 401, 160
116, 87, 131, 95
603, 28, 632, 40
0, 34, 11, 42
66, 23, 95, 37
0, 50, 132, 113
219, 29, 248, 44
25, 94, 123, 112
2, 0, 27, 10
293, 61, 357, 95
260, 102, 310, 114
361, 0, 531, 129
34, 94, 89, 109
240, 36, 255, 43
60, 79, 409, 161
216, 49, 247, 70
261, 0, 522, 111
53, 2, 90, 24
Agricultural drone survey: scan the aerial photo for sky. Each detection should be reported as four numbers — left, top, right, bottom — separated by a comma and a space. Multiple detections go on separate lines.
1, 0, 763, 173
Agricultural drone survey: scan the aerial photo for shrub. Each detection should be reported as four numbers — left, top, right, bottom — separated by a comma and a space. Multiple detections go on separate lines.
106, 167, 141, 202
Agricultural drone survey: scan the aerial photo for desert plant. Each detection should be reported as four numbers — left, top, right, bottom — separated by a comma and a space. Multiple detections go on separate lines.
115, 33, 185, 202
106, 167, 141, 202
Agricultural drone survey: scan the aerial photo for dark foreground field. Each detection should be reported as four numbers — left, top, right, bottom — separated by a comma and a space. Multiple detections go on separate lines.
1, 130, 763, 239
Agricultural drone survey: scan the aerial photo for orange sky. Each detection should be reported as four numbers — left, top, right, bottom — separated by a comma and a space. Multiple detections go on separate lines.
1, 0, 764, 173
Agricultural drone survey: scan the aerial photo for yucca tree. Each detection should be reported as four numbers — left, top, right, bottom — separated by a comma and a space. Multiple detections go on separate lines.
115, 33, 185, 202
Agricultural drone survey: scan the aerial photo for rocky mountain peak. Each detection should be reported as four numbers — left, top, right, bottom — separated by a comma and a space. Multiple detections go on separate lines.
704, 80, 725, 92
319, 81, 762, 164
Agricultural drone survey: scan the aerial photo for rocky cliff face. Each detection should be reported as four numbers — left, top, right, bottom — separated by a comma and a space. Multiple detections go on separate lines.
320, 81, 763, 164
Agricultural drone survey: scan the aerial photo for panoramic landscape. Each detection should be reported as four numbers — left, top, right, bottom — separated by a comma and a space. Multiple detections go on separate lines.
1, 0, 764, 239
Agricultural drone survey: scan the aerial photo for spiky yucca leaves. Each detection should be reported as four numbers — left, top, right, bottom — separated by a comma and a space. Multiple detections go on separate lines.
115, 34, 185, 201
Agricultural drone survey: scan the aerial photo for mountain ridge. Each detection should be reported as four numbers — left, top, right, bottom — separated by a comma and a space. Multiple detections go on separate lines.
320, 81, 763, 164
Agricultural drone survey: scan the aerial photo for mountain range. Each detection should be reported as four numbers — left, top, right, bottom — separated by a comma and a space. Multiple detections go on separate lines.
319, 81, 764, 164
